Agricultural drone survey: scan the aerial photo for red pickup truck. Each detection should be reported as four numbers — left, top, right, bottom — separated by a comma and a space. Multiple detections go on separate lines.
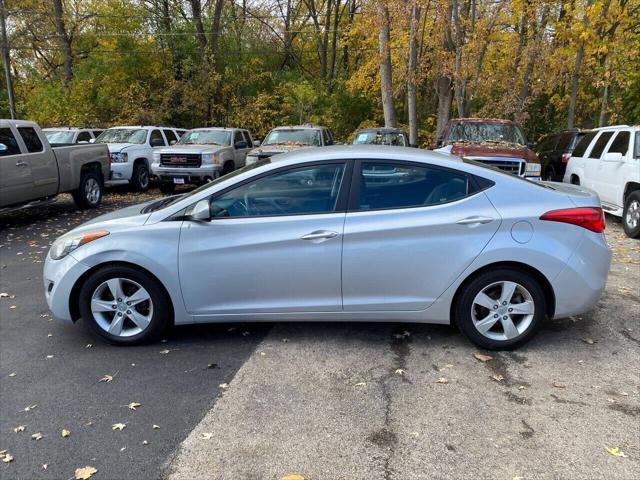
436, 118, 541, 180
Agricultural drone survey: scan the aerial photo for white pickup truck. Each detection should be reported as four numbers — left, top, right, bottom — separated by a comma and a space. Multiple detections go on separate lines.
0, 119, 110, 212
151, 128, 256, 193
564, 124, 640, 238
95, 125, 186, 191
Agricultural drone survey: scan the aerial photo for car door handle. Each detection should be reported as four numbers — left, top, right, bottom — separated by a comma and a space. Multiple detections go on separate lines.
15, 161, 28, 167
300, 230, 339, 240
456, 216, 494, 225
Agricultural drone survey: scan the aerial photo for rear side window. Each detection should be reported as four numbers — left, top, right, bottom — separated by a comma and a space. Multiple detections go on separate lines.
233, 130, 243, 145
607, 131, 630, 155
242, 130, 252, 144
163, 129, 178, 144
635, 132, 640, 159
0, 128, 21, 155
77, 131, 92, 143
589, 132, 614, 158
358, 162, 470, 210
556, 133, 573, 151
17, 127, 44, 152
150, 129, 165, 146
572, 132, 596, 157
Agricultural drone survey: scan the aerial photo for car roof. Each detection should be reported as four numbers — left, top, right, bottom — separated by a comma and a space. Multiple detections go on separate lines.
108, 125, 180, 130
271, 125, 326, 131
357, 128, 407, 134
451, 118, 515, 124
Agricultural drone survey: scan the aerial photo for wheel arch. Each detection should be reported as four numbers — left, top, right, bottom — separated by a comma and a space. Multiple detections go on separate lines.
624, 182, 640, 202
450, 261, 556, 321
133, 157, 149, 168
69, 261, 175, 325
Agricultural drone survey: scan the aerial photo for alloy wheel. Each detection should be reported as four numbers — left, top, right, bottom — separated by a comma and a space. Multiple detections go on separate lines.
139, 168, 149, 189
84, 178, 101, 205
471, 281, 535, 341
626, 200, 640, 229
90, 278, 153, 337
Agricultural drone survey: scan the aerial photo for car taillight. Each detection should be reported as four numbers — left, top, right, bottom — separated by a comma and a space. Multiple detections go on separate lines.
561, 153, 571, 164
540, 207, 605, 233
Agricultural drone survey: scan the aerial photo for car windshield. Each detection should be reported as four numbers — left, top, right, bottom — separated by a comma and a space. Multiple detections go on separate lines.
449, 122, 527, 146
95, 128, 147, 144
263, 129, 321, 147
44, 130, 75, 143
178, 130, 231, 146
353, 131, 407, 146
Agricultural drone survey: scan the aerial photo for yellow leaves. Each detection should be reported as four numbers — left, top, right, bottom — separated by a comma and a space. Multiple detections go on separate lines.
31, 432, 44, 441
582, 337, 596, 345
99, 374, 113, 383
218, 383, 229, 389
112, 423, 126, 431
23, 404, 37, 412
201, 432, 214, 440
394, 368, 406, 376
281, 475, 305, 480
62, 429, 71, 438
75, 466, 98, 479
436, 377, 449, 384
13, 425, 26, 433
474, 353, 493, 362
128, 402, 142, 411
552, 382, 566, 389
491, 374, 504, 382
0, 451, 13, 463
606, 447, 627, 458
354, 382, 367, 387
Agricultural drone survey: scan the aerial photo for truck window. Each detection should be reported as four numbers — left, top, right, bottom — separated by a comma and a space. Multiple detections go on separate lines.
233, 130, 243, 145
17, 127, 44, 153
636, 132, 640, 159
589, 132, 613, 159
163, 129, 178, 144
77, 131, 92, 143
150, 129, 166, 146
607, 131, 629, 155
572, 132, 596, 157
242, 130, 251, 144
0, 128, 21, 155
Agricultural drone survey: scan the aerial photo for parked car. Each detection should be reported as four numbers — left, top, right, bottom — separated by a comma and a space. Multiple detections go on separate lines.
0, 119, 110, 212
95, 126, 184, 191
44, 146, 610, 350
535, 128, 586, 181
353, 127, 410, 147
436, 118, 541, 180
245, 124, 334, 165
563, 125, 640, 238
151, 127, 255, 193
43, 127, 104, 145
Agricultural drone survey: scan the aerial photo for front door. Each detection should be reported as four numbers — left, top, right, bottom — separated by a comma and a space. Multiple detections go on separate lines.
0, 126, 33, 206
232, 130, 249, 167
342, 160, 501, 311
178, 161, 350, 316
16, 126, 58, 199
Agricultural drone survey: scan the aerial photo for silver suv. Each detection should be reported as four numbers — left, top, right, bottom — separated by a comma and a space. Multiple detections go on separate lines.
246, 124, 335, 165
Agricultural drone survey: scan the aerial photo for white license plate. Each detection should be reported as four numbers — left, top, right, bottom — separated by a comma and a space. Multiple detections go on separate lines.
173, 178, 185, 184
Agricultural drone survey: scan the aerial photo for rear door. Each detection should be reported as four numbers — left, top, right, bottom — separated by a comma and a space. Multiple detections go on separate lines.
0, 126, 33, 206
16, 126, 58, 199
584, 131, 614, 194
342, 160, 500, 311
232, 130, 249, 167
598, 130, 630, 208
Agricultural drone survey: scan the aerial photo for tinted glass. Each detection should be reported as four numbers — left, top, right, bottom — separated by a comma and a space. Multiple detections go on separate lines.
210, 163, 345, 218
636, 132, 640, 159
448, 122, 527, 145
572, 131, 596, 157
17, 127, 44, 152
242, 131, 251, 144
178, 129, 231, 146
163, 129, 178, 143
150, 129, 165, 145
589, 132, 613, 158
92, 130, 104, 137
358, 162, 469, 210
44, 130, 74, 143
262, 129, 321, 147
354, 131, 407, 146
556, 133, 573, 151
536, 134, 557, 152
0, 128, 21, 155
77, 131, 92, 142
96, 128, 146, 144
233, 130, 243, 144
607, 131, 629, 155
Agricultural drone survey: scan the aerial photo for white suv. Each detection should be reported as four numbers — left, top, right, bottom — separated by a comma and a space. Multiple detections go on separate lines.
564, 125, 640, 238
95, 126, 185, 191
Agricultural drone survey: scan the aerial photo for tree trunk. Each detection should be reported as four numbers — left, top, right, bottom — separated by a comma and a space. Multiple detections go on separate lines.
407, 1, 421, 146
327, 0, 341, 92
378, 1, 396, 128
189, 0, 208, 64
599, 80, 609, 127
52, 0, 73, 85
451, 0, 466, 117
436, 76, 453, 138
0, 0, 16, 118
567, 42, 583, 129
210, 0, 225, 73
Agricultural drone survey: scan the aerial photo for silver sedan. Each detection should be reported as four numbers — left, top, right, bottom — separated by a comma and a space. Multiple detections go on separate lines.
44, 146, 611, 350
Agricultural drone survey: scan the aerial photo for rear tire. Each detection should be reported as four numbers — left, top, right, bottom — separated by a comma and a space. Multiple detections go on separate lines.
623, 191, 640, 238
72, 170, 103, 209
130, 162, 150, 191
159, 181, 176, 194
454, 268, 546, 350
570, 175, 580, 185
78, 265, 171, 345
222, 161, 235, 176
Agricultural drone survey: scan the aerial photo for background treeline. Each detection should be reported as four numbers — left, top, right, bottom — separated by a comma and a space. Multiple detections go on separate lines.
1, 0, 638, 144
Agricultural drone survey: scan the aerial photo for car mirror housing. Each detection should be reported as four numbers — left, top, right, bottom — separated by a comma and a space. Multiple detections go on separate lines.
0, 143, 7, 152
253, 140, 261, 147
189, 199, 212, 221
602, 152, 624, 162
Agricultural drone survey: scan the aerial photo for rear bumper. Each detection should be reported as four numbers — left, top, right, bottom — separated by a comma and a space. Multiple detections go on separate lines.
551, 231, 611, 318
151, 162, 221, 183
43, 253, 90, 323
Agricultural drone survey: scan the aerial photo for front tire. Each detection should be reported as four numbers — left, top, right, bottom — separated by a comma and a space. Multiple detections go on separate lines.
78, 265, 171, 345
454, 268, 546, 350
72, 170, 103, 209
221, 161, 235, 176
130, 162, 150, 191
623, 191, 640, 238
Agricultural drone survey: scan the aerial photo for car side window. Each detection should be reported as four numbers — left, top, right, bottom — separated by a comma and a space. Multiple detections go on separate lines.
589, 132, 613, 159
210, 163, 346, 218
556, 133, 573, 151
77, 131, 92, 143
163, 129, 178, 144
233, 130, 244, 146
358, 162, 470, 211
242, 130, 251, 144
0, 128, 22, 156
321, 129, 332, 146
635, 132, 640, 159
150, 129, 165, 146
572, 132, 596, 157
17, 127, 44, 153
607, 131, 630, 155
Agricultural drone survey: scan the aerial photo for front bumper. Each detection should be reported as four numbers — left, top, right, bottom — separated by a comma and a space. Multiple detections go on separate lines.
151, 162, 221, 183
109, 161, 134, 182
43, 253, 90, 323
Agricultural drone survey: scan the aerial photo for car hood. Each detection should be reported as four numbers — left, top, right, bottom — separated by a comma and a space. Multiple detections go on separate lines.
67, 202, 154, 236
104, 143, 144, 154
450, 142, 539, 163
155, 144, 228, 155
248, 144, 314, 156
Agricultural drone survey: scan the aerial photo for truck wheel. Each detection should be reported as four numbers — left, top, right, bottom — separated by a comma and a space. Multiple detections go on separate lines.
130, 162, 150, 191
159, 182, 176, 194
222, 161, 235, 176
73, 171, 103, 209
623, 191, 640, 238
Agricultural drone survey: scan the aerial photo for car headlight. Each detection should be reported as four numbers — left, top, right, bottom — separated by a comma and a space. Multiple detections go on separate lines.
50, 231, 109, 260
202, 153, 220, 164
525, 163, 541, 175
110, 152, 128, 163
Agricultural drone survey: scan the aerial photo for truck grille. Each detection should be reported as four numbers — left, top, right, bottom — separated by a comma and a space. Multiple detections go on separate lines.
466, 157, 525, 176
160, 153, 201, 168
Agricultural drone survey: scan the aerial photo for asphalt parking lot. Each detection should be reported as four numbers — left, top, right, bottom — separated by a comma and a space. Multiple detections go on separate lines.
1, 189, 639, 480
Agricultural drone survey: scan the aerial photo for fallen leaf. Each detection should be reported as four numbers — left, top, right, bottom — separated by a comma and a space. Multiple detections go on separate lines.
10, 305, 16, 309
42, 464, 48, 470
201, 432, 214, 440
582, 338, 596, 345
1, 453, 13, 463
99, 375, 113, 383
436, 377, 449, 384
46, 355, 54, 359
474, 353, 493, 362
159, 349, 171, 354
354, 382, 367, 387
242, 331, 251, 336
282, 338, 289, 342
491, 374, 504, 382
85, 344, 93, 348
8, 372, 16, 377
75, 466, 98, 479
552, 382, 566, 388
395, 368, 406, 376
281, 475, 305, 480
24, 404, 37, 412
218, 383, 229, 389
31, 432, 43, 440
0, 292, 9, 298
62, 429, 70, 438
606, 447, 627, 458
47, 334, 53, 338
128, 402, 141, 411
13, 425, 25, 433
112, 423, 126, 431
142, 440, 149, 445
207, 363, 218, 369
152, 424, 160, 429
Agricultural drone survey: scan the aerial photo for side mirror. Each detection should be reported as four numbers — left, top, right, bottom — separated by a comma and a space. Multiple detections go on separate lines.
189, 199, 211, 221
89, 138, 96, 144
234, 140, 247, 149
0, 143, 7, 152
150, 138, 165, 147
253, 140, 261, 147
602, 152, 624, 162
